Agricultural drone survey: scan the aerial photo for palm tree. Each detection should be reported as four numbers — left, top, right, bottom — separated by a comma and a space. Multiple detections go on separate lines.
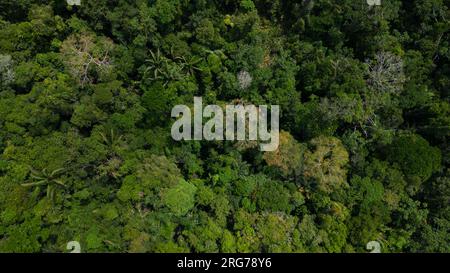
143, 49, 169, 80
21, 167, 66, 203
159, 62, 183, 86
100, 128, 125, 155
176, 55, 203, 76
143, 49, 184, 86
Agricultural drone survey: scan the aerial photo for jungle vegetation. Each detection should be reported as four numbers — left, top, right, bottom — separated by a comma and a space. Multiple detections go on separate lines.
0, 0, 448, 253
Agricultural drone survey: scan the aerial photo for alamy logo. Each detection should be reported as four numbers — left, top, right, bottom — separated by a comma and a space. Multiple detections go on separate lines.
66, 0, 81, 6
171, 97, 280, 151
367, 0, 381, 6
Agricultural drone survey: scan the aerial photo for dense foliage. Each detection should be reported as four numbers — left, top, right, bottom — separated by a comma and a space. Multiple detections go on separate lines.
0, 0, 448, 253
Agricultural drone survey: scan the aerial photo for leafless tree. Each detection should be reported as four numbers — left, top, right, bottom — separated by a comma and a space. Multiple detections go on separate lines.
60, 33, 114, 86
366, 51, 406, 95
237, 70, 252, 90
0, 54, 15, 87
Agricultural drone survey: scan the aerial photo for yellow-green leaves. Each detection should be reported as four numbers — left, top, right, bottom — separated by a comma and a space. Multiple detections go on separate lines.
162, 179, 197, 217
263, 131, 305, 178
303, 136, 349, 193
224, 15, 235, 28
